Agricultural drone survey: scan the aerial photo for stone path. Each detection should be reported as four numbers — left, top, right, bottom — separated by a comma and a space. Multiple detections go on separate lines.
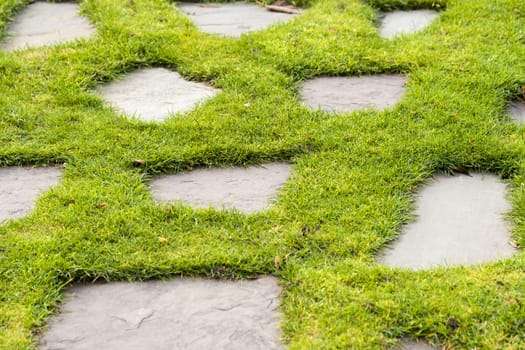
1, 2, 520, 350
379, 10, 439, 39
0, 167, 61, 223
397, 341, 439, 350
1, 2, 95, 51
178, 2, 297, 37
300, 75, 406, 113
38, 277, 282, 350
149, 163, 291, 213
379, 173, 516, 270
96, 67, 219, 122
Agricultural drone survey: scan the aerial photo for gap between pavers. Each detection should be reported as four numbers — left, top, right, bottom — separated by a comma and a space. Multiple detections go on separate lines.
0, 166, 62, 224
300, 74, 406, 113
509, 100, 525, 123
38, 277, 283, 350
149, 163, 291, 214
96, 67, 220, 122
379, 10, 439, 39
178, 2, 298, 37
1, 2, 96, 52
379, 173, 517, 270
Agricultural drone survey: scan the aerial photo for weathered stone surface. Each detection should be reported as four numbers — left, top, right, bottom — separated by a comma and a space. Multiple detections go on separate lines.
300, 75, 406, 113
509, 100, 525, 123
379, 173, 517, 269
38, 277, 283, 350
0, 167, 61, 223
379, 10, 439, 39
396, 340, 439, 350
150, 163, 291, 213
2, 2, 95, 51
178, 2, 296, 37
96, 67, 219, 122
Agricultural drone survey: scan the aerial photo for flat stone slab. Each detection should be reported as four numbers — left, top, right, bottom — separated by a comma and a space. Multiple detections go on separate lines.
178, 2, 297, 37
509, 100, 525, 123
300, 75, 406, 113
0, 167, 61, 223
379, 173, 517, 270
379, 10, 439, 39
150, 163, 291, 213
38, 277, 283, 350
2, 2, 95, 51
397, 340, 439, 350
96, 67, 219, 122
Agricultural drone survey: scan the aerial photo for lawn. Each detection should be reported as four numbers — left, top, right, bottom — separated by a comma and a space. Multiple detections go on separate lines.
1, 0, 525, 348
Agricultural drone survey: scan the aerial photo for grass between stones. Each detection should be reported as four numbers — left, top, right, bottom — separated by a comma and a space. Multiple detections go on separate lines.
0, 0, 524, 349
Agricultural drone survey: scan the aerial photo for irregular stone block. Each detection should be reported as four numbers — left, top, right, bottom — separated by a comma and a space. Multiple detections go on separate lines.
509, 100, 525, 123
300, 75, 406, 113
379, 10, 439, 39
38, 277, 283, 350
0, 166, 61, 223
96, 67, 219, 122
178, 2, 297, 37
149, 163, 291, 213
2, 2, 96, 51
379, 173, 517, 269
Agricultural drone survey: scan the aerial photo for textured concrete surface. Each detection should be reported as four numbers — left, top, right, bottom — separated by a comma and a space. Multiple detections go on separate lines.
300, 75, 406, 113
38, 277, 283, 350
150, 163, 291, 213
96, 67, 219, 122
397, 341, 439, 350
0, 167, 61, 223
2, 2, 95, 51
379, 10, 438, 39
379, 173, 517, 270
509, 100, 525, 123
178, 2, 296, 37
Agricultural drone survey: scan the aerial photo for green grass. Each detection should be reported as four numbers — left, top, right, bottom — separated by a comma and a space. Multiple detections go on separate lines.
1, 0, 525, 348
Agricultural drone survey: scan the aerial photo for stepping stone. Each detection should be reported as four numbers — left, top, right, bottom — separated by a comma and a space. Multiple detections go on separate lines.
300, 75, 406, 113
38, 277, 283, 350
1, 2, 96, 52
509, 100, 525, 123
96, 67, 219, 122
178, 2, 297, 37
379, 10, 439, 39
149, 163, 291, 213
396, 340, 440, 350
379, 173, 517, 270
0, 166, 61, 223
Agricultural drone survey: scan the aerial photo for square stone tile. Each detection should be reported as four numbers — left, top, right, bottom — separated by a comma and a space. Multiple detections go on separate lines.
38, 277, 283, 350
509, 100, 525, 123
379, 10, 439, 39
2, 2, 96, 51
96, 67, 219, 122
149, 163, 291, 213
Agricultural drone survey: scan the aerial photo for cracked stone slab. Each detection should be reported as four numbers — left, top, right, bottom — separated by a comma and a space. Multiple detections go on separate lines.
96, 67, 219, 122
178, 2, 297, 37
379, 10, 439, 39
509, 100, 525, 123
379, 173, 517, 270
0, 167, 61, 223
1, 2, 96, 52
38, 277, 283, 350
300, 75, 406, 113
150, 163, 291, 213
396, 341, 439, 350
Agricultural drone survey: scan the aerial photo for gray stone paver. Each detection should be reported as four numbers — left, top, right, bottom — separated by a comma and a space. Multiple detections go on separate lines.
300, 74, 406, 113
178, 2, 297, 37
509, 100, 525, 123
38, 277, 283, 350
379, 10, 439, 39
150, 163, 291, 213
379, 173, 517, 269
1, 2, 95, 51
96, 67, 219, 122
397, 340, 440, 350
0, 167, 61, 223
